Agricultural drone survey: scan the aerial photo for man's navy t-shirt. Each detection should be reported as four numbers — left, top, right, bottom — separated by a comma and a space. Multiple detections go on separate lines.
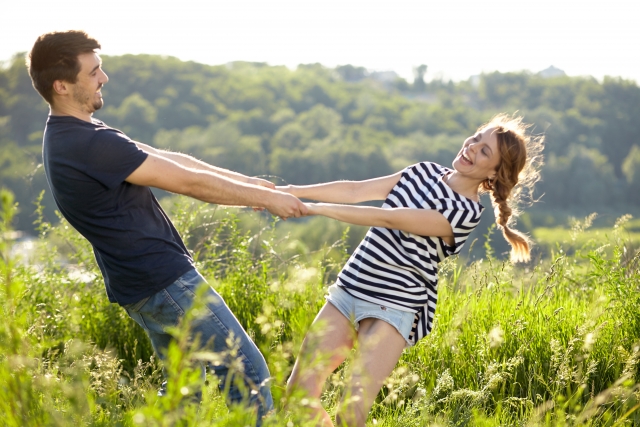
43, 115, 194, 305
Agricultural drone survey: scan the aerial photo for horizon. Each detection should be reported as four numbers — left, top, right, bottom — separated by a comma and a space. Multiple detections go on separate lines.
2, 49, 581, 84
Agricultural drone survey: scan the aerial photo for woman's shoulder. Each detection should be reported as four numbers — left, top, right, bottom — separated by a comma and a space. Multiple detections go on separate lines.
406, 161, 451, 177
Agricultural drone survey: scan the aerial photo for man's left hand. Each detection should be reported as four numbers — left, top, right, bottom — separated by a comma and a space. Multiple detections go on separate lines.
248, 177, 276, 189
248, 177, 275, 211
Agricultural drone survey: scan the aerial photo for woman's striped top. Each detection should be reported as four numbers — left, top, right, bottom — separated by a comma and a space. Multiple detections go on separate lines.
335, 162, 484, 345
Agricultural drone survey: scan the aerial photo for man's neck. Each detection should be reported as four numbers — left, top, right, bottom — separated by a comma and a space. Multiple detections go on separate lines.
50, 103, 93, 122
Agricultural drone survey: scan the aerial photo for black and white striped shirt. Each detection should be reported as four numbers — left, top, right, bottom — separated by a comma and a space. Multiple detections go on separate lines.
336, 162, 484, 345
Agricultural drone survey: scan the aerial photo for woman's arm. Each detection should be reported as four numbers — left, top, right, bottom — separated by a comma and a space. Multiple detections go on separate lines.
307, 203, 455, 244
277, 171, 403, 204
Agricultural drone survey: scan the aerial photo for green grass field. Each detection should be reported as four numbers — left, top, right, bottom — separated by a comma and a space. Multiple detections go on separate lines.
1, 190, 639, 426
533, 215, 640, 258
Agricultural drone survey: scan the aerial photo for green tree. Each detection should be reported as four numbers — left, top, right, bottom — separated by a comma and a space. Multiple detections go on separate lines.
335, 64, 368, 82
622, 145, 640, 204
541, 145, 620, 208
599, 77, 640, 177
154, 121, 267, 176
413, 64, 427, 92
100, 93, 158, 141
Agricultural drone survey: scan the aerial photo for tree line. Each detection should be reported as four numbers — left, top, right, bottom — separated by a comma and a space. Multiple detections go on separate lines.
1, 53, 639, 234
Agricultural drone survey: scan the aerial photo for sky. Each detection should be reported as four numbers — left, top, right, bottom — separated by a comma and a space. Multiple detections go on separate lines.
2, 0, 639, 83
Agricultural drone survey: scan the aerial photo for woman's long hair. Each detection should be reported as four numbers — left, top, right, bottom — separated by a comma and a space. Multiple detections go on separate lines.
478, 114, 545, 262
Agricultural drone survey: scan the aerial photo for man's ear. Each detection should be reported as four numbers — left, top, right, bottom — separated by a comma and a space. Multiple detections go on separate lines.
52, 80, 70, 96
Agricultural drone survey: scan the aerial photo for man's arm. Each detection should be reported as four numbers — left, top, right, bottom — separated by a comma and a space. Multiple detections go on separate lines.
134, 141, 275, 189
306, 203, 455, 245
125, 152, 306, 219
277, 171, 403, 204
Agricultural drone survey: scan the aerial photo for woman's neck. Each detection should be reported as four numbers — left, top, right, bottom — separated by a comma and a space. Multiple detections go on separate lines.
444, 171, 481, 202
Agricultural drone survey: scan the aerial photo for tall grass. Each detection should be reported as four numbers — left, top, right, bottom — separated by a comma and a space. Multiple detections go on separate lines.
1, 190, 639, 426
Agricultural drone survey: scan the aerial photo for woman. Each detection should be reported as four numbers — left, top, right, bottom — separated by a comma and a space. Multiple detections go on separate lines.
278, 113, 544, 426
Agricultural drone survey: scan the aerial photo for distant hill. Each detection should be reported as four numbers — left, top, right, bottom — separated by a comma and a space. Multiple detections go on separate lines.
1, 54, 639, 238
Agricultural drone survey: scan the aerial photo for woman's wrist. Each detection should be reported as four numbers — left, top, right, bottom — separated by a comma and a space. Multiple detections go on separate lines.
309, 203, 329, 215
276, 184, 294, 194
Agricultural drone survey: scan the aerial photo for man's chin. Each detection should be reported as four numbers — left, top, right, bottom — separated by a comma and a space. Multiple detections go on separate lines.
92, 100, 104, 111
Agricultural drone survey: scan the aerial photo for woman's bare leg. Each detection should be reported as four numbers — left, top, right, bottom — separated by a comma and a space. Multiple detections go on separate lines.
287, 302, 355, 426
335, 318, 407, 427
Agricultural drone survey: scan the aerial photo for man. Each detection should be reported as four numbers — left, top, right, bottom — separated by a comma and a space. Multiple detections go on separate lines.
27, 30, 306, 421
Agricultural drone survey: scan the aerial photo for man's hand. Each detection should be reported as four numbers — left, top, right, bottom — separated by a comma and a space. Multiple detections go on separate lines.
247, 178, 275, 211
265, 192, 308, 220
275, 184, 292, 192
248, 177, 276, 189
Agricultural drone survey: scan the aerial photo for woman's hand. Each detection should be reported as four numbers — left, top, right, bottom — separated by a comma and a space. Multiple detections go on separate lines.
303, 202, 320, 216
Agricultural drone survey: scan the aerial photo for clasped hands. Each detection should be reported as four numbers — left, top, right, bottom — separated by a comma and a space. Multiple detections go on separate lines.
246, 177, 317, 221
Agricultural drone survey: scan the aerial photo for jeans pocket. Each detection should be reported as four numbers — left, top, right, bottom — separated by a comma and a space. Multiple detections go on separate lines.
146, 287, 188, 329
123, 295, 151, 312
176, 269, 207, 292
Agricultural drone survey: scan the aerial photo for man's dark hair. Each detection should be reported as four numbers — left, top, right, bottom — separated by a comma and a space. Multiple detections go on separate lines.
27, 31, 101, 105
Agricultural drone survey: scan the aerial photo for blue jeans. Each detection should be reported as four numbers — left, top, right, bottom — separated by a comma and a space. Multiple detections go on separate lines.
123, 269, 273, 422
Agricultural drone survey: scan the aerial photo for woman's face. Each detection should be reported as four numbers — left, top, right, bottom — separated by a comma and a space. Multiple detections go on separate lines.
452, 126, 502, 181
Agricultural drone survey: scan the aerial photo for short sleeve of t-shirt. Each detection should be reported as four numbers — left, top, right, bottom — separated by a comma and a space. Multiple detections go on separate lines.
83, 128, 148, 190
438, 207, 482, 256
404, 161, 482, 256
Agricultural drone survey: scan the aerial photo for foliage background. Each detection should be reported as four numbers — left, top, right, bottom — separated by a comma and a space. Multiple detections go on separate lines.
2, 54, 640, 259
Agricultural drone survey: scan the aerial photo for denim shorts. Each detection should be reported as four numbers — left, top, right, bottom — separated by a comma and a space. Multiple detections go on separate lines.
326, 284, 415, 346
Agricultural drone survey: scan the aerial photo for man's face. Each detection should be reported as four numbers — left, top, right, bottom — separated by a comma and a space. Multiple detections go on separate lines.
68, 52, 109, 114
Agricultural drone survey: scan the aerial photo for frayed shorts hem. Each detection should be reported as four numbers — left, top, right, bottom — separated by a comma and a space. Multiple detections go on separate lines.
325, 284, 414, 347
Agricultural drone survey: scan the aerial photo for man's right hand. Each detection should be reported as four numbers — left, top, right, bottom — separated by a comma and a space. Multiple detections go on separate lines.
266, 192, 308, 220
